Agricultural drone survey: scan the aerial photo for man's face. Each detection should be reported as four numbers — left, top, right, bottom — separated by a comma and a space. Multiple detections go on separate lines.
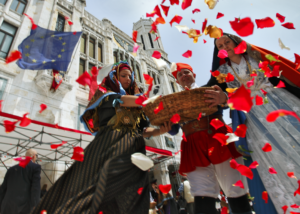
177, 69, 195, 88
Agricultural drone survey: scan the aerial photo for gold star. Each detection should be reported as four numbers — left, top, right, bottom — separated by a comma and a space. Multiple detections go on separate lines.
59, 37, 62, 40
62, 42, 66, 45
40, 36, 44, 39
58, 54, 61, 58
25, 53, 30, 57
61, 49, 65, 52
52, 60, 56, 62
51, 35, 55, 38
43, 61, 46, 64
32, 59, 37, 63
25, 45, 29, 49
31, 39, 35, 42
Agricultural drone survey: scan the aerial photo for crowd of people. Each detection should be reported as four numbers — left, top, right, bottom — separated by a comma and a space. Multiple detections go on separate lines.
0, 32, 300, 214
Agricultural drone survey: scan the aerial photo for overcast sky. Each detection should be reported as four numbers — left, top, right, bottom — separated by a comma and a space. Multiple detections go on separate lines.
86, 0, 300, 123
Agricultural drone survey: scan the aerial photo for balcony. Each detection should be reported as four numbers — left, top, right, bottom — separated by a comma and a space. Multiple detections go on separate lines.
34, 70, 73, 98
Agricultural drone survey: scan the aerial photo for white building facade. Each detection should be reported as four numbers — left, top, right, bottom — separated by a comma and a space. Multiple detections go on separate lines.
0, 0, 182, 194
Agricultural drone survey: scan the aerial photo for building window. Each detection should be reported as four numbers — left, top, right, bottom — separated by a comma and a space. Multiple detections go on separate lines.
120, 52, 124, 61
77, 104, 86, 130
88, 63, 95, 76
125, 55, 129, 63
89, 38, 95, 58
136, 65, 142, 83
0, 0, 7, 5
157, 39, 161, 48
165, 136, 175, 149
141, 35, 146, 50
98, 43, 102, 62
0, 22, 17, 59
148, 33, 154, 48
80, 34, 86, 53
55, 14, 65, 32
153, 73, 157, 85
113, 51, 117, 63
130, 59, 134, 67
157, 77, 160, 84
79, 59, 85, 77
10, 0, 26, 14
170, 82, 175, 92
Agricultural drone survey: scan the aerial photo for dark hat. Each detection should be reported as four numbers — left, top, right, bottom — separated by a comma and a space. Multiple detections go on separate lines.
151, 179, 157, 184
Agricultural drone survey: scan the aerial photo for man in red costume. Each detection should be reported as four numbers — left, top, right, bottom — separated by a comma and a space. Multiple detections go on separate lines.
168, 63, 253, 214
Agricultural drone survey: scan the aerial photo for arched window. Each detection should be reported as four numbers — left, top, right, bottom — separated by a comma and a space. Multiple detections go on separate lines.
136, 65, 142, 83
113, 51, 117, 63
10, 0, 26, 14
141, 35, 146, 50
148, 33, 154, 48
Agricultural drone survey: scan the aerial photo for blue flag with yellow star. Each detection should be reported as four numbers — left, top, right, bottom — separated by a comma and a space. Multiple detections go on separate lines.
17, 26, 82, 72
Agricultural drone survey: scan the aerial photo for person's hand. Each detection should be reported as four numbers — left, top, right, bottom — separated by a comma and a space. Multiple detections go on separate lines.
159, 121, 172, 135
204, 85, 227, 108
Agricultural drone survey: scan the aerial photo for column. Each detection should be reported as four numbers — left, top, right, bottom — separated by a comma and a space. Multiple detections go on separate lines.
95, 38, 99, 63
117, 49, 120, 62
85, 33, 89, 71
3, 0, 14, 14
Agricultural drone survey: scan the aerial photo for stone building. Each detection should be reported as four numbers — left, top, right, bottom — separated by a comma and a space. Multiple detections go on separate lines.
0, 0, 182, 194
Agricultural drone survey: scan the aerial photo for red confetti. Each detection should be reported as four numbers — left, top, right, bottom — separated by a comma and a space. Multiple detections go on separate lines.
143, 74, 154, 85
236, 164, 253, 179
154, 36, 160, 41
150, 22, 158, 34
287, 172, 296, 179
182, 50, 192, 58
20, 113, 31, 127
39, 104, 47, 113
67, 21, 73, 26
234, 41, 247, 54
217, 50, 228, 59
152, 50, 162, 59
216, 12, 224, 19
262, 143, 272, 152
146, 5, 162, 18
202, 18, 208, 33
132, 30, 138, 43
181, 0, 193, 10
170, 113, 180, 123
197, 112, 202, 120
159, 184, 172, 194
5, 50, 22, 64
203, 39, 207, 44
71, 146, 84, 162
170, 0, 179, 5
249, 161, 259, 169
276, 13, 285, 23
213, 133, 229, 146
275, 80, 285, 88
234, 124, 247, 138
137, 187, 143, 195
294, 180, 300, 196
191, 19, 195, 24
4, 120, 18, 133
282, 22, 296, 29
246, 78, 254, 88
210, 118, 224, 130
170, 15, 183, 26
229, 17, 254, 37
233, 180, 244, 189
227, 85, 253, 113
269, 167, 277, 174
13, 156, 32, 168
98, 85, 107, 93
255, 17, 275, 29
161, 5, 170, 16
50, 141, 67, 149
135, 95, 148, 106
291, 204, 300, 209
208, 147, 214, 156
282, 205, 288, 214
24, 14, 37, 30
210, 70, 220, 77
221, 207, 228, 214
255, 95, 264, 106
192, 8, 200, 13
154, 102, 164, 114
182, 132, 187, 142
88, 119, 94, 129
266, 109, 300, 123
76, 71, 92, 87
226, 73, 235, 82
262, 191, 268, 203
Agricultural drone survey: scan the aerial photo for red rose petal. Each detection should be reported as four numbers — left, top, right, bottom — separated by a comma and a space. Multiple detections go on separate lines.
135, 95, 148, 106
266, 109, 300, 123
294, 180, 300, 197
161, 5, 170, 16
182, 132, 187, 142
234, 41, 247, 54
143, 74, 154, 85
255, 95, 264, 106
5, 50, 22, 64
152, 50, 162, 59
132, 30, 138, 43
230, 159, 240, 169
226, 73, 235, 82
221, 207, 228, 214
275, 80, 285, 88
255, 17, 275, 29
40, 210, 47, 214
146, 5, 162, 18
14, 156, 32, 168
210, 70, 220, 77
192, 8, 200, 14
262, 191, 268, 203
39, 104, 47, 113
249, 161, 259, 169
216, 12, 224, 19
229, 17, 254, 37
76, 71, 92, 87
217, 50, 228, 59
71, 146, 84, 162
50, 141, 67, 149
234, 124, 247, 138
170, 15, 183, 26
170, 113, 180, 123
261, 89, 267, 96
175, 149, 182, 155
269, 167, 277, 174
88, 119, 94, 129
154, 101, 164, 114
210, 118, 224, 130
291, 204, 300, 209
287, 172, 296, 179
282, 22, 295, 29
282, 205, 288, 214
236, 164, 253, 179
276, 13, 285, 23
181, 0, 193, 10
213, 133, 229, 146
262, 143, 272, 152
154, 36, 160, 41
67, 21, 73, 26
197, 112, 202, 120
182, 50, 192, 58
98, 85, 107, 93
203, 39, 207, 44
20, 113, 31, 127
202, 18, 208, 33
227, 85, 253, 113
137, 187, 143, 195
233, 180, 244, 189
159, 184, 172, 194
191, 19, 195, 24
24, 14, 37, 30
170, 0, 179, 5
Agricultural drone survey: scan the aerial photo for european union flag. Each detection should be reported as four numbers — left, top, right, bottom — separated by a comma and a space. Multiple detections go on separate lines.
17, 26, 82, 72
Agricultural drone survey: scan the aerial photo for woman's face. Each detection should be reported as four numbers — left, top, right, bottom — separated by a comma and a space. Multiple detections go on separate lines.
119, 69, 132, 90
215, 35, 238, 58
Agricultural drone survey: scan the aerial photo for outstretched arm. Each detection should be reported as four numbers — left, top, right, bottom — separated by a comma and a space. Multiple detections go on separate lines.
143, 122, 172, 138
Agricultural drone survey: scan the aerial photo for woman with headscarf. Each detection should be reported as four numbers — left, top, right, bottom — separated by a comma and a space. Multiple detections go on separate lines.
207, 33, 300, 213
31, 61, 172, 214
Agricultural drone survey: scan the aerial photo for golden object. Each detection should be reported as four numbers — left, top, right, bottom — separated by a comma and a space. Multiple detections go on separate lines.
205, 0, 218, 9
216, 73, 227, 83
187, 29, 202, 43
204, 25, 222, 38
226, 88, 238, 93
